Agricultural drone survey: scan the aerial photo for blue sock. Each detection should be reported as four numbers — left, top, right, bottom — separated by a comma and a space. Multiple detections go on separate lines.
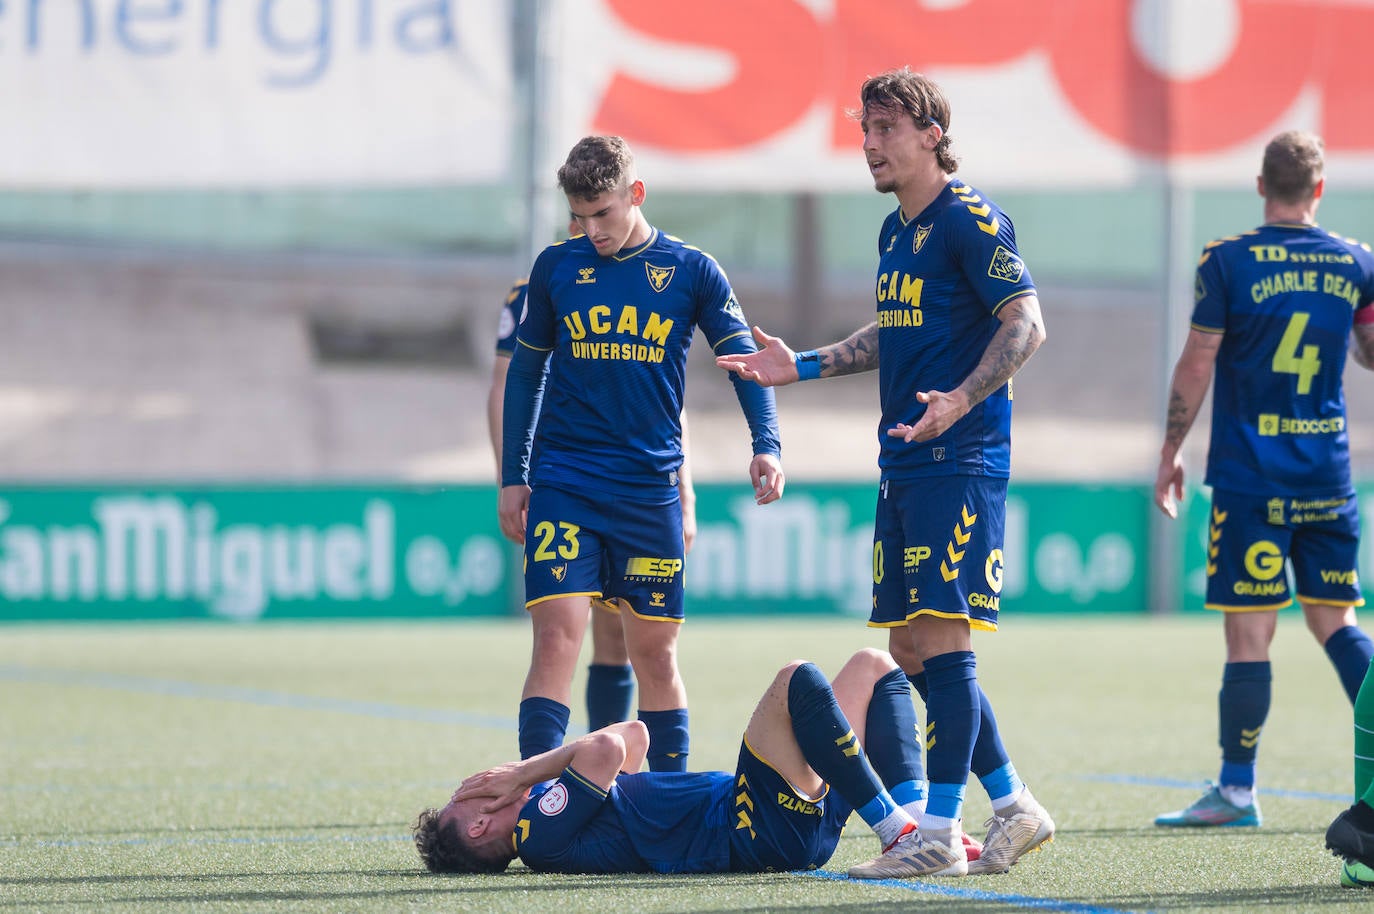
586, 664, 635, 731
922, 651, 979, 823
864, 668, 926, 805
518, 697, 570, 760
1325, 626, 1374, 703
969, 684, 1012, 780
639, 708, 689, 772
909, 670, 929, 702
1218, 661, 1271, 787
979, 762, 1025, 812
926, 782, 967, 830
787, 662, 890, 818
914, 670, 1008, 782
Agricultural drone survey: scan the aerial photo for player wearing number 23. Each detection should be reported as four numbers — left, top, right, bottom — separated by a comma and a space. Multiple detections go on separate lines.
1154, 130, 1374, 831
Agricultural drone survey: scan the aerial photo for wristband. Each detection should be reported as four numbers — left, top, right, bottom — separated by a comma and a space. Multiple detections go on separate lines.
795, 350, 821, 381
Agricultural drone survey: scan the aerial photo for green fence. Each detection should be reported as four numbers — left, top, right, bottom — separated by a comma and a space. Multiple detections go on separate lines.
0, 482, 1366, 621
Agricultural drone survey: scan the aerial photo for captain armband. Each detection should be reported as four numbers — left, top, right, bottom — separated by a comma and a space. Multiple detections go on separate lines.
794, 350, 822, 381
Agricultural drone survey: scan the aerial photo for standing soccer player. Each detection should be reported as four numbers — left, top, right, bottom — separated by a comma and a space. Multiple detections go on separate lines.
717, 68, 1052, 877
502, 135, 784, 772
1153, 130, 1374, 833
487, 225, 699, 737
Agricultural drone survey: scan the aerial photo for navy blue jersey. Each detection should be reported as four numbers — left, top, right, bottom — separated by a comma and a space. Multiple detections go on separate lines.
1192, 223, 1374, 496
515, 769, 737, 874
504, 228, 779, 498
495, 279, 526, 357
513, 752, 848, 875
874, 181, 1036, 480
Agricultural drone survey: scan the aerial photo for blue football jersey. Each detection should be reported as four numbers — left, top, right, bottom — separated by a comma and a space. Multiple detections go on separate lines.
507, 228, 779, 497
495, 279, 526, 357
874, 181, 1036, 480
515, 769, 736, 874
1192, 223, 1374, 496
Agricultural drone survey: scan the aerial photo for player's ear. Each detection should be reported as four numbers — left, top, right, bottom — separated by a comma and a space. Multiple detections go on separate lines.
1256, 175, 1265, 198
1313, 177, 1325, 200
467, 815, 490, 839
629, 179, 646, 207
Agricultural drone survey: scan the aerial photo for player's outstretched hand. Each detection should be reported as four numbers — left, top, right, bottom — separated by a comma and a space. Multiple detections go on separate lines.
715, 326, 799, 387
498, 484, 531, 544
452, 762, 533, 814
1154, 452, 1185, 519
887, 389, 970, 443
750, 453, 785, 505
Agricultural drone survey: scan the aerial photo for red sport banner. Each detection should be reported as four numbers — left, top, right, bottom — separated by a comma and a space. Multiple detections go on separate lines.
555, 0, 1374, 189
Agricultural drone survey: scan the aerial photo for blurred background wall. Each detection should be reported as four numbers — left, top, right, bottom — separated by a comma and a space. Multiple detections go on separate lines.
4, 0, 1374, 617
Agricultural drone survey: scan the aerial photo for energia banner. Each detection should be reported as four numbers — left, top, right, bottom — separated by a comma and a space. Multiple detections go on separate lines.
8, 1, 1374, 188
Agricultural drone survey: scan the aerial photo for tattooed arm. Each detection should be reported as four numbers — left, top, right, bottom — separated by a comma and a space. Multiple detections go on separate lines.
888, 294, 1046, 444
714, 323, 881, 386
1154, 328, 1222, 518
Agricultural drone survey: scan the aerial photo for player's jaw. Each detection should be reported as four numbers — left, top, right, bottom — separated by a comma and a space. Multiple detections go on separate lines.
868, 156, 898, 193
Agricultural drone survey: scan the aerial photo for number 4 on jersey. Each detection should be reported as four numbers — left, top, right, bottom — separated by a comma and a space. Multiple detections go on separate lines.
1272, 311, 1321, 394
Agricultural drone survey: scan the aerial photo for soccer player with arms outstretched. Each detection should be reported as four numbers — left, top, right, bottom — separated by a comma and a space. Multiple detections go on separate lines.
501, 135, 784, 773
717, 68, 1052, 877
1153, 132, 1374, 848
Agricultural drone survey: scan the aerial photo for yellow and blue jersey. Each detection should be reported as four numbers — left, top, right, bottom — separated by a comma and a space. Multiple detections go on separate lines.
874, 181, 1035, 481
515, 769, 737, 873
503, 228, 779, 499
514, 751, 849, 874
1192, 223, 1374, 497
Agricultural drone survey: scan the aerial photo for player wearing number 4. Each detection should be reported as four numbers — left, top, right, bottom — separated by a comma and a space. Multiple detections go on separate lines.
500, 135, 784, 775
1154, 130, 1374, 835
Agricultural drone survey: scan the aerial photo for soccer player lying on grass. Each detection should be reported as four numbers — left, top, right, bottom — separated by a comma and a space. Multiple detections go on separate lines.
414, 649, 996, 877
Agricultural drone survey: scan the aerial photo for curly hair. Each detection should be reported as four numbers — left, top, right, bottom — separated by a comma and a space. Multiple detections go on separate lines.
1262, 130, 1324, 205
556, 135, 636, 200
857, 68, 959, 174
412, 807, 512, 875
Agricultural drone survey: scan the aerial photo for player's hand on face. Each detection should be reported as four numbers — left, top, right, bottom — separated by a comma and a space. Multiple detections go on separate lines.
497, 485, 532, 544
887, 389, 970, 443
1154, 453, 1185, 519
453, 762, 532, 814
750, 453, 785, 505
714, 326, 799, 387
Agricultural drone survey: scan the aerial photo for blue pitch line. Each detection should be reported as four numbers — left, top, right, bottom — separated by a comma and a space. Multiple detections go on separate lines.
1080, 773, 1351, 803
0, 664, 516, 730
1, 833, 410, 850
805, 870, 1151, 913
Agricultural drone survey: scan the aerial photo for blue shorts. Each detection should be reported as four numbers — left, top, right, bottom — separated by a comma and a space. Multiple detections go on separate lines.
727, 738, 850, 872
524, 484, 685, 621
1205, 487, 1364, 611
869, 475, 1008, 632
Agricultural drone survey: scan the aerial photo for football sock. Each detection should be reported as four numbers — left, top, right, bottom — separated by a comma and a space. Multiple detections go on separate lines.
518, 696, 571, 760
787, 662, 897, 830
1325, 626, 1374, 703
864, 668, 927, 811
586, 663, 635, 731
639, 708, 689, 772
921, 651, 979, 825
970, 684, 1013, 780
1354, 660, 1374, 800
909, 669, 1010, 783
981, 762, 1026, 814
1217, 661, 1270, 790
